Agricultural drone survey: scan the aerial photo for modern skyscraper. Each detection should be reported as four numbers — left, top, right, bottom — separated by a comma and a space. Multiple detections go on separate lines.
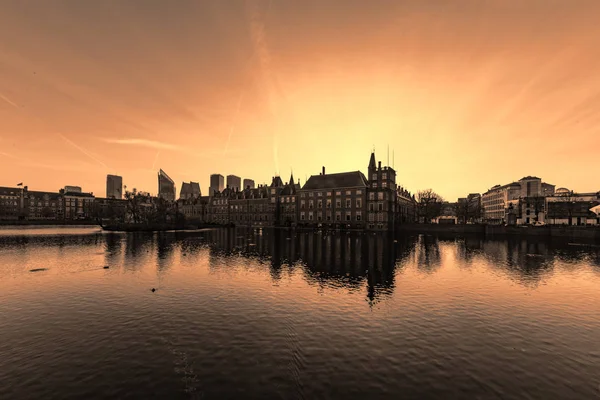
180, 181, 201, 200
158, 169, 175, 201
209, 174, 224, 196
226, 175, 241, 191
106, 175, 123, 199
243, 179, 255, 190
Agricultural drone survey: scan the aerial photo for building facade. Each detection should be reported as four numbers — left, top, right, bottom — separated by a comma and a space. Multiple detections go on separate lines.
366, 153, 397, 230
226, 175, 241, 192
482, 182, 522, 223
106, 175, 123, 199
180, 181, 201, 200
243, 179, 255, 190
158, 169, 175, 202
0, 186, 25, 220
298, 166, 368, 229
210, 174, 224, 196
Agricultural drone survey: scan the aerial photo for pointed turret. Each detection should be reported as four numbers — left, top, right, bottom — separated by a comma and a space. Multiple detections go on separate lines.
289, 171, 295, 187
369, 151, 376, 170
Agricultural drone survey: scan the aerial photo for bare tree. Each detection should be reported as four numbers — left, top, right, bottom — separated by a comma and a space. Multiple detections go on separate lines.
417, 189, 444, 223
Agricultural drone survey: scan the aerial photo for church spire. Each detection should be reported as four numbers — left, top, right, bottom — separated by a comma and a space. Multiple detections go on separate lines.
369, 150, 376, 170
289, 170, 295, 186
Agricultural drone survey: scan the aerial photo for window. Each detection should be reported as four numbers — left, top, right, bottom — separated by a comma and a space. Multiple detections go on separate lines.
308, 212, 313, 220
346, 213, 351, 221
378, 203, 383, 211
317, 215, 322, 221
291, 196, 295, 201
373, 183, 378, 188
356, 211, 362, 221
301, 193, 305, 198
271, 189, 276, 194
326, 214, 331, 221
356, 190, 362, 195
356, 199, 362, 208
317, 200, 323, 208
309, 200, 314, 208
336, 191, 341, 196
378, 192, 384, 200
300, 200, 305, 209
336, 200, 341, 208
346, 199, 351, 208
372, 173, 377, 180
271, 198, 276, 203
382, 173, 387, 179
309, 192, 314, 197
368, 213, 374, 222
346, 190, 352, 195
327, 192, 332, 197
336, 212, 341, 221
369, 193, 375, 200
326, 200, 331, 208
382, 182, 388, 188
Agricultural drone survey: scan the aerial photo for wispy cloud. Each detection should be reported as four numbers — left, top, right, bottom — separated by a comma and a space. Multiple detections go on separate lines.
102, 137, 183, 151
0, 93, 19, 109
0, 151, 20, 159
58, 133, 109, 169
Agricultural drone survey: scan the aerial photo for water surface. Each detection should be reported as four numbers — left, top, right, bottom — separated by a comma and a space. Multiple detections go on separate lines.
1, 226, 599, 399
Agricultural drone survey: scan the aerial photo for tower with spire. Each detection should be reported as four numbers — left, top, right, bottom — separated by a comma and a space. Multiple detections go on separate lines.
366, 150, 397, 230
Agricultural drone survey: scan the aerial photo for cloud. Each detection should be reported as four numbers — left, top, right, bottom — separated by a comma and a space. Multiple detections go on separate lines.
58, 133, 109, 169
102, 137, 183, 151
0, 93, 19, 109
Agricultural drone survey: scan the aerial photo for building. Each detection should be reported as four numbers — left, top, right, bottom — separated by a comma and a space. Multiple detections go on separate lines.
226, 175, 241, 192
26, 190, 64, 220
0, 186, 26, 220
209, 174, 224, 196
63, 189, 95, 220
179, 181, 201, 200
177, 195, 210, 222
243, 179, 255, 190
545, 190, 600, 226
64, 186, 82, 193
483, 176, 555, 224
396, 186, 417, 224
158, 169, 175, 202
106, 175, 123, 199
456, 193, 482, 224
367, 152, 397, 230
94, 197, 127, 222
277, 174, 299, 226
299, 166, 368, 229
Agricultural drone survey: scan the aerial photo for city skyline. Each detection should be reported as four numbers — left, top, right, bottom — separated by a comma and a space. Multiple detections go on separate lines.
1, 1, 600, 200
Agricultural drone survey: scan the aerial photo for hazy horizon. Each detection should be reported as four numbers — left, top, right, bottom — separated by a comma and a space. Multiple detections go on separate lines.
1, 0, 599, 200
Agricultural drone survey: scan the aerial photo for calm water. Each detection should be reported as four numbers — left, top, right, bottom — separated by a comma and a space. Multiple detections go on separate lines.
1, 226, 599, 400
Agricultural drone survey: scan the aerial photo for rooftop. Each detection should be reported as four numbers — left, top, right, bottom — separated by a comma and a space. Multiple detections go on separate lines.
302, 171, 368, 190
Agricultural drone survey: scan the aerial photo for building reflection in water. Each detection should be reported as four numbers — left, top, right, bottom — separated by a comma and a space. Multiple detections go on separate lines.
202, 228, 419, 304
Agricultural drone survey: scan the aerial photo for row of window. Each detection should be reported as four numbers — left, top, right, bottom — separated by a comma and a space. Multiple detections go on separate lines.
300, 211, 362, 222
301, 190, 363, 198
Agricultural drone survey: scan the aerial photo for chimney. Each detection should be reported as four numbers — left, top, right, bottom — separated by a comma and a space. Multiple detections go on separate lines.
322, 166, 326, 175
378, 161, 381, 170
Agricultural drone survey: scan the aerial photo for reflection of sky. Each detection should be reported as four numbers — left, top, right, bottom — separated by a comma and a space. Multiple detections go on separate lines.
1, 228, 600, 398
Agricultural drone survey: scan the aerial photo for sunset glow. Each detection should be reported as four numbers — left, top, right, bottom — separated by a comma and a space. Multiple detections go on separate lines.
1, 0, 599, 199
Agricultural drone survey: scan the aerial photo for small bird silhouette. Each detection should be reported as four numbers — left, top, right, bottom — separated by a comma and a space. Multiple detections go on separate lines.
151, 288, 156, 292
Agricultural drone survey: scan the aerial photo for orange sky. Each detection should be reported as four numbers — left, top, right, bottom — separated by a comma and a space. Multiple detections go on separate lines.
1, 0, 599, 200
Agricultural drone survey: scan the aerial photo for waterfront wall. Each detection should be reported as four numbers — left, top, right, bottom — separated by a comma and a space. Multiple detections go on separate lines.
397, 223, 600, 241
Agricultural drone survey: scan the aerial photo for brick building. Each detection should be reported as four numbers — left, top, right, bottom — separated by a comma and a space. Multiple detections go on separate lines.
298, 166, 368, 229
366, 152, 397, 230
